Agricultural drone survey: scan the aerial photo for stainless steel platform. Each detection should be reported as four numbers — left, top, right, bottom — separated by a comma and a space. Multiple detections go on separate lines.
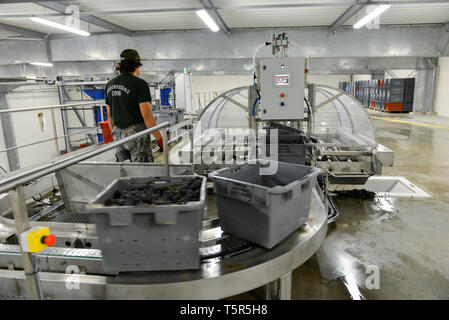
0, 187, 328, 300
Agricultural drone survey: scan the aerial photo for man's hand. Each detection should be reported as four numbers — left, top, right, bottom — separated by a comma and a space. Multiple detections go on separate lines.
157, 137, 164, 152
139, 101, 163, 141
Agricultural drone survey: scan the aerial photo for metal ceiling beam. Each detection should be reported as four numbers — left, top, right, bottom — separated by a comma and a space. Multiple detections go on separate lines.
0, 1, 446, 18
37, 1, 134, 37
0, 0, 49, 3
329, 0, 371, 34
69, 0, 449, 15
0, 22, 45, 39
198, 0, 231, 36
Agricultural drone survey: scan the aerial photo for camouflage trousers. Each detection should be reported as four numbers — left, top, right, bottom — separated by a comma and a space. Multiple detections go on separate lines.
111, 123, 154, 163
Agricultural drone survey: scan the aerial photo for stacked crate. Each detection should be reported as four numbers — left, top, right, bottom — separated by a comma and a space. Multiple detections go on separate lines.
338, 77, 415, 112
403, 78, 415, 112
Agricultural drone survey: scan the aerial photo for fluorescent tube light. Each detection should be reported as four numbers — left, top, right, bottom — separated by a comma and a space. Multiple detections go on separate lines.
196, 9, 219, 32
30, 16, 90, 36
353, 4, 391, 29
30, 62, 54, 67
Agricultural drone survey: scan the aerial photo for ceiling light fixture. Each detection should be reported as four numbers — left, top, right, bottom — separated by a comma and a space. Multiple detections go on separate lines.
30, 62, 54, 67
30, 16, 90, 36
353, 4, 391, 29
196, 9, 219, 32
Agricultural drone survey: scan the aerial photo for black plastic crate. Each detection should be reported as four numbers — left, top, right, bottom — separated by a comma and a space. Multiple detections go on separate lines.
391, 79, 406, 87
389, 94, 405, 103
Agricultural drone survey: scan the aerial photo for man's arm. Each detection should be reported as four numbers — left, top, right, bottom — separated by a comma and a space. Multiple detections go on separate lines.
139, 102, 162, 141
106, 105, 114, 130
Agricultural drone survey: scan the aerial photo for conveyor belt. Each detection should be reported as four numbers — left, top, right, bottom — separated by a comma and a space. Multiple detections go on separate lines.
45, 210, 92, 224
0, 244, 102, 259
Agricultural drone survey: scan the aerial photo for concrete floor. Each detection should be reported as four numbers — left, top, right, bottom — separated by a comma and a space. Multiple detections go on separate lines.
291, 113, 449, 299
162, 113, 449, 300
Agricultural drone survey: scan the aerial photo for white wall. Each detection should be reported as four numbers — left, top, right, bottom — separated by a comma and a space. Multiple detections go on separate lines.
435, 57, 449, 118
307, 74, 351, 89
353, 74, 372, 81
192, 75, 252, 93
5, 85, 66, 169
192, 74, 351, 93
384, 69, 416, 79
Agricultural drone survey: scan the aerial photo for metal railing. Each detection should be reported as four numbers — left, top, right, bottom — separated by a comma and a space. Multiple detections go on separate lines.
0, 100, 105, 162
0, 121, 170, 300
0, 121, 169, 194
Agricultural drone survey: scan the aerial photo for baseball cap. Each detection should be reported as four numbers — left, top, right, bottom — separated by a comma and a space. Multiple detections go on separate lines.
120, 49, 142, 65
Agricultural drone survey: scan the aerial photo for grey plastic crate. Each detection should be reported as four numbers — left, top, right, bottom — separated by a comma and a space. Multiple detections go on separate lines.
261, 142, 306, 165
174, 108, 184, 123
263, 124, 310, 165
154, 109, 177, 126
155, 108, 184, 126
87, 175, 207, 273
209, 160, 321, 249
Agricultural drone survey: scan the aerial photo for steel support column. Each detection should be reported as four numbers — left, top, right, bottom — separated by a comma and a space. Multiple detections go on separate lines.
0, 85, 20, 171
57, 85, 71, 152
9, 185, 44, 300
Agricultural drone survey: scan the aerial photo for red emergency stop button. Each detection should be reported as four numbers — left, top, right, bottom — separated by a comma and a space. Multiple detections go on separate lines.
41, 234, 56, 247
280, 93, 285, 98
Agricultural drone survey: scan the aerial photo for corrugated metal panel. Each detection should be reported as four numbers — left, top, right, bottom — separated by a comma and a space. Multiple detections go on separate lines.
214, 0, 348, 7
0, 17, 108, 34
0, 29, 21, 40
96, 12, 206, 30
343, 3, 449, 25
65, 0, 200, 12
219, 7, 349, 28
0, 0, 447, 33
0, 2, 48, 15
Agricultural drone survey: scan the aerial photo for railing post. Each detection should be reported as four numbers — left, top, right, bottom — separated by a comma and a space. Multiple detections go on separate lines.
9, 185, 44, 300
50, 108, 60, 156
162, 127, 170, 176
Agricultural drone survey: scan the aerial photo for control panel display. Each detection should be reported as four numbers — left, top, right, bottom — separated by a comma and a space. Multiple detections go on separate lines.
258, 57, 305, 121
275, 74, 290, 86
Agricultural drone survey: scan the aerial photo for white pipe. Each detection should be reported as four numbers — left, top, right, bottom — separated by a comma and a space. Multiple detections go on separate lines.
252, 42, 268, 73
289, 41, 308, 58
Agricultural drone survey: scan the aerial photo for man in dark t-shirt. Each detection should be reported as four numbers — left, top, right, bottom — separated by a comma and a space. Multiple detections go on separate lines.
105, 49, 163, 162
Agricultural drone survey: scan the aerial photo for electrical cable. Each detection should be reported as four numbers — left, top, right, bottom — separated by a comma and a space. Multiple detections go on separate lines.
304, 97, 312, 115
252, 89, 261, 116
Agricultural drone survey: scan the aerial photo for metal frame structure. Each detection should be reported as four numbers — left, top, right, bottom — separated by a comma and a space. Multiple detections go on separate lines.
193, 80, 389, 184
56, 80, 108, 152
0, 193, 327, 299
0, 121, 170, 299
37, 1, 134, 36
0, 100, 105, 165
0, 177, 328, 300
0, 0, 447, 39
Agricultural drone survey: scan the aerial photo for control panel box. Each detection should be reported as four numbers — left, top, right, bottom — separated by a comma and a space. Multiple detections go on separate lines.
258, 57, 305, 121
